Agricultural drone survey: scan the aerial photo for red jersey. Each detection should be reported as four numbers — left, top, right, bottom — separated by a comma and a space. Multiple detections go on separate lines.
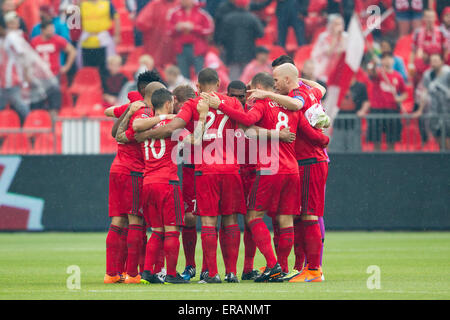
369, 69, 406, 110
238, 104, 257, 171
109, 105, 153, 175
289, 86, 330, 162
176, 93, 241, 174
142, 119, 179, 184
30, 35, 68, 75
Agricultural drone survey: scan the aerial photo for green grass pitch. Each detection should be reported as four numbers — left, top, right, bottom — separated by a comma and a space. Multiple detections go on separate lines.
0, 232, 449, 300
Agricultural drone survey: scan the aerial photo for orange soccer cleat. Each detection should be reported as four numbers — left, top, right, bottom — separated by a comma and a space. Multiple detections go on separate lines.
124, 274, 141, 284
289, 266, 322, 283
104, 274, 122, 284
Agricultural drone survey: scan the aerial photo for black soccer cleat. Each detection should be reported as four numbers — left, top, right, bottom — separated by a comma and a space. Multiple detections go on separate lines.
198, 273, 222, 284
140, 270, 164, 284
165, 273, 190, 284
241, 269, 260, 281
181, 265, 196, 281
225, 272, 240, 283
199, 270, 209, 281
268, 272, 287, 282
254, 263, 282, 283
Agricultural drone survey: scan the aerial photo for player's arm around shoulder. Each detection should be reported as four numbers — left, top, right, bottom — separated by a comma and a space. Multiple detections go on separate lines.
133, 114, 176, 132
249, 88, 304, 111
115, 101, 145, 143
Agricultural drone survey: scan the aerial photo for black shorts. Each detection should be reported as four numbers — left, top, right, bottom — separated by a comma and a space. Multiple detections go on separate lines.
367, 109, 402, 144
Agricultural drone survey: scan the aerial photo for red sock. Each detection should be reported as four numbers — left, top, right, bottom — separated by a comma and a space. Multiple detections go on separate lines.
182, 226, 197, 268
201, 226, 218, 277
126, 224, 145, 277
223, 224, 240, 275
139, 230, 147, 274
144, 231, 164, 273
118, 227, 128, 274
218, 225, 229, 273
164, 231, 180, 277
303, 221, 322, 270
154, 247, 165, 274
248, 218, 277, 268
278, 227, 294, 273
106, 224, 122, 276
293, 219, 306, 271
243, 224, 256, 273
272, 218, 280, 257
201, 246, 208, 273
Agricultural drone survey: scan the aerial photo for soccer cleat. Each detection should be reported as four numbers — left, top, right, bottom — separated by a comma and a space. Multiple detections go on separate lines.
124, 274, 141, 284
181, 265, 196, 281
199, 270, 209, 281
319, 266, 325, 281
165, 273, 190, 284
224, 272, 239, 283
268, 272, 287, 282
241, 269, 260, 281
254, 263, 282, 283
104, 273, 122, 284
198, 273, 222, 284
140, 270, 165, 284
258, 266, 265, 273
279, 270, 300, 282
289, 268, 322, 283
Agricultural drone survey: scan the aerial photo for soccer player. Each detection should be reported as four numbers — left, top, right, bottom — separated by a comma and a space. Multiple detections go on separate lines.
224, 80, 260, 280
103, 71, 165, 284
135, 68, 247, 284
138, 88, 207, 284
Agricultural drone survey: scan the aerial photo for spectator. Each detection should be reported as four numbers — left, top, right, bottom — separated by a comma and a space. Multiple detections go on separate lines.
102, 55, 129, 107
413, 53, 450, 150
276, 0, 309, 49
78, 0, 121, 81
300, 59, 328, 98
240, 46, 272, 85
394, 0, 427, 37
329, 74, 369, 152
311, 14, 348, 83
410, 9, 445, 86
326, 0, 354, 29
125, 0, 151, 46
30, 20, 75, 118
30, 20, 76, 77
378, 38, 409, 82
439, 6, 450, 65
216, 0, 264, 80
0, 14, 29, 122
164, 64, 195, 91
362, 52, 408, 151
1, 0, 28, 34
172, 84, 196, 113
136, 0, 179, 69
30, 5, 70, 41
4, 11, 20, 31
167, 0, 214, 80
135, 54, 156, 76
204, 48, 231, 92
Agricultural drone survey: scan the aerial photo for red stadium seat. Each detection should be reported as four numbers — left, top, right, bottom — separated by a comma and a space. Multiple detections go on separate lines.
268, 45, 287, 61
294, 44, 313, 71
116, 29, 136, 55
23, 110, 53, 130
0, 109, 21, 137
120, 46, 145, 80
394, 34, 413, 67
1, 133, 31, 154
74, 90, 104, 117
29, 133, 56, 155
69, 67, 102, 96
100, 121, 117, 154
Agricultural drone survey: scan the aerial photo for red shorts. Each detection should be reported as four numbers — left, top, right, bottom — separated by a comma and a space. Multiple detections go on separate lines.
182, 165, 196, 213
298, 160, 328, 217
240, 165, 256, 201
248, 172, 301, 217
194, 173, 246, 217
142, 181, 185, 228
109, 172, 143, 217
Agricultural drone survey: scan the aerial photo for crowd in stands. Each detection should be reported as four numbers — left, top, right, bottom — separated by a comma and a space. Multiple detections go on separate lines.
0, 0, 449, 153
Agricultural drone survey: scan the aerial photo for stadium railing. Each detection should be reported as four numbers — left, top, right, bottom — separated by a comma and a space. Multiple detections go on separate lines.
0, 114, 448, 155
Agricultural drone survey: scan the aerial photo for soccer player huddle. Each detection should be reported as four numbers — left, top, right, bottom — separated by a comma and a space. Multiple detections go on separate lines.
103, 55, 330, 285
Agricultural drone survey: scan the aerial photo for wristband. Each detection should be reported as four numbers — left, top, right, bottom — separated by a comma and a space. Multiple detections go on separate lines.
159, 115, 166, 121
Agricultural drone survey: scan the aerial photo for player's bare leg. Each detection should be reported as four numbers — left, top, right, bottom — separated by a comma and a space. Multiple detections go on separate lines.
221, 214, 241, 283
246, 211, 281, 282
181, 211, 197, 280
124, 214, 145, 283
105, 216, 128, 283
198, 216, 221, 283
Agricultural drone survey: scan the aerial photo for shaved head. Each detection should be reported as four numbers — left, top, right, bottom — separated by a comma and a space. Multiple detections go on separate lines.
144, 81, 166, 100
273, 63, 300, 95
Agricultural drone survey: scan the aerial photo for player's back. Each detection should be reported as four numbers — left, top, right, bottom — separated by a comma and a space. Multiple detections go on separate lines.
252, 98, 299, 175
142, 119, 179, 184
